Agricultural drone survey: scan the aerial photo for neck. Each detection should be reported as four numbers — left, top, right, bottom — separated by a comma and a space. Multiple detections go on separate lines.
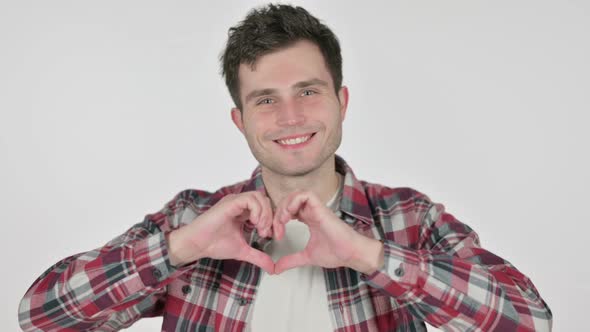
261, 156, 340, 210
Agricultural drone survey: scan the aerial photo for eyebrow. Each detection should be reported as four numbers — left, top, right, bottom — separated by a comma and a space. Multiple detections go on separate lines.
244, 78, 329, 104
293, 78, 329, 89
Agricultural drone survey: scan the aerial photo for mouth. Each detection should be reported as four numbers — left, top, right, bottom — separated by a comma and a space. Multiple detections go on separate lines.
273, 132, 317, 149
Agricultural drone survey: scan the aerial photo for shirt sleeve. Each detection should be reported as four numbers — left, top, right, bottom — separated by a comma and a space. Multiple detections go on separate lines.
361, 199, 553, 332
18, 190, 199, 331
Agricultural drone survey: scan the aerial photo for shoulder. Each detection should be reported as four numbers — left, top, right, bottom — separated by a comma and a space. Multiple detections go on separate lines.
360, 180, 433, 214
174, 179, 250, 212
147, 180, 249, 230
358, 181, 446, 247
360, 180, 471, 236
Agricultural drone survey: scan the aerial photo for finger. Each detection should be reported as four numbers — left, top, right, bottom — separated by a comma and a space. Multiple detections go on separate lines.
235, 210, 250, 224
287, 191, 319, 217
249, 192, 268, 236
262, 196, 273, 237
282, 192, 310, 224
235, 194, 261, 227
250, 192, 265, 226
272, 211, 283, 241
276, 210, 287, 240
272, 191, 303, 240
272, 197, 287, 240
239, 247, 275, 275
275, 251, 309, 274
255, 193, 273, 238
273, 201, 294, 240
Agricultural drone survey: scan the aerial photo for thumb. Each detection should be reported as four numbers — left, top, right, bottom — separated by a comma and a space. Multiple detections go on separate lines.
275, 251, 309, 274
238, 247, 275, 275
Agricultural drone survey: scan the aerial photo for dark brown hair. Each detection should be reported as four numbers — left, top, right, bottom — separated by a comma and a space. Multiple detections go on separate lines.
220, 4, 343, 109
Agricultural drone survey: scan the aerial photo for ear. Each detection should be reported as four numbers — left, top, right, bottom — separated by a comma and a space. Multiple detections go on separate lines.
230, 107, 245, 135
337, 86, 349, 121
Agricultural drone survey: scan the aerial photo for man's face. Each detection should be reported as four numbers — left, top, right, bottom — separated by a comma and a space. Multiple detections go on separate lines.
231, 40, 348, 177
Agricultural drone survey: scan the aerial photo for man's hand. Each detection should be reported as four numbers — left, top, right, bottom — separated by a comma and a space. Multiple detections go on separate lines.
272, 190, 384, 275
166, 191, 275, 274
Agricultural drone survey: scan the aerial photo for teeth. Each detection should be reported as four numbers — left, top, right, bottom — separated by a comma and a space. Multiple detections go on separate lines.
277, 135, 312, 145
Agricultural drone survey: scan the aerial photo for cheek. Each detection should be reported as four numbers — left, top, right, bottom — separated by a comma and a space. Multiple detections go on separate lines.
243, 115, 271, 139
315, 105, 343, 125
304, 97, 341, 116
301, 97, 326, 109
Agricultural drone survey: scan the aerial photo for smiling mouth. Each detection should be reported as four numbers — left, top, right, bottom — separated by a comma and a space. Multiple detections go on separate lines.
273, 133, 316, 146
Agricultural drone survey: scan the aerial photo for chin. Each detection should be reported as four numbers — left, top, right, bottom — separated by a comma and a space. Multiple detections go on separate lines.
274, 160, 316, 176
280, 166, 316, 177
255, 156, 316, 177
276, 151, 336, 177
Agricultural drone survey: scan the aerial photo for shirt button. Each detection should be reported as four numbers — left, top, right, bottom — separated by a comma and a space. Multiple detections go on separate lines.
152, 268, 163, 280
238, 298, 248, 306
394, 266, 405, 277
181, 285, 191, 295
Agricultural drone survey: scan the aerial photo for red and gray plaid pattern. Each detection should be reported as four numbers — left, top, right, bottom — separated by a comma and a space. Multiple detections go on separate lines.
18, 155, 552, 331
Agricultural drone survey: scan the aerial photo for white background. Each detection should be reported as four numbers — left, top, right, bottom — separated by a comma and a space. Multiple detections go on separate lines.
1, 1, 588, 331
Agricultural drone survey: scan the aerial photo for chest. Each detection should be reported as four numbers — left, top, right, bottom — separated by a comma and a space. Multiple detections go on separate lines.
160, 215, 423, 331
162, 259, 422, 331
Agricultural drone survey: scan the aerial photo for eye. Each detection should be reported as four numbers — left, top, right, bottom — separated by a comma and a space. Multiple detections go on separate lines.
301, 89, 316, 96
257, 98, 274, 105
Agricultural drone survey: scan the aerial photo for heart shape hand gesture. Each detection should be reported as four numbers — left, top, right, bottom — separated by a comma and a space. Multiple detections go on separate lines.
271, 190, 370, 274
167, 190, 383, 275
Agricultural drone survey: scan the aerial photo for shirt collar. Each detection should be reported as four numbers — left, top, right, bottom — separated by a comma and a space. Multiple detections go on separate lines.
239, 154, 374, 227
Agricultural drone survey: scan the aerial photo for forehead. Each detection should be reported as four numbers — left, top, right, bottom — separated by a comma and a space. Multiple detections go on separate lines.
238, 40, 333, 94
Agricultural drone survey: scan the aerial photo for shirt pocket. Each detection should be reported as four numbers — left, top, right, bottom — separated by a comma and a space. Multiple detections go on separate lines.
169, 259, 223, 302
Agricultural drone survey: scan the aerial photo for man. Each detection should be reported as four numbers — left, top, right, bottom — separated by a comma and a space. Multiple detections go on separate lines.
18, 4, 552, 331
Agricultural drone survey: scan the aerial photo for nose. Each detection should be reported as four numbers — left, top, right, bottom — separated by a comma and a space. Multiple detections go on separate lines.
275, 100, 305, 127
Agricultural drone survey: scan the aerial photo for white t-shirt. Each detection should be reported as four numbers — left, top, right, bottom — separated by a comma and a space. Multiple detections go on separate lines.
247, 176, 343, 331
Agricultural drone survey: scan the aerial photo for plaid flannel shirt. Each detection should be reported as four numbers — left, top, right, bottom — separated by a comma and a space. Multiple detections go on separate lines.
19, 155, 552, 331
